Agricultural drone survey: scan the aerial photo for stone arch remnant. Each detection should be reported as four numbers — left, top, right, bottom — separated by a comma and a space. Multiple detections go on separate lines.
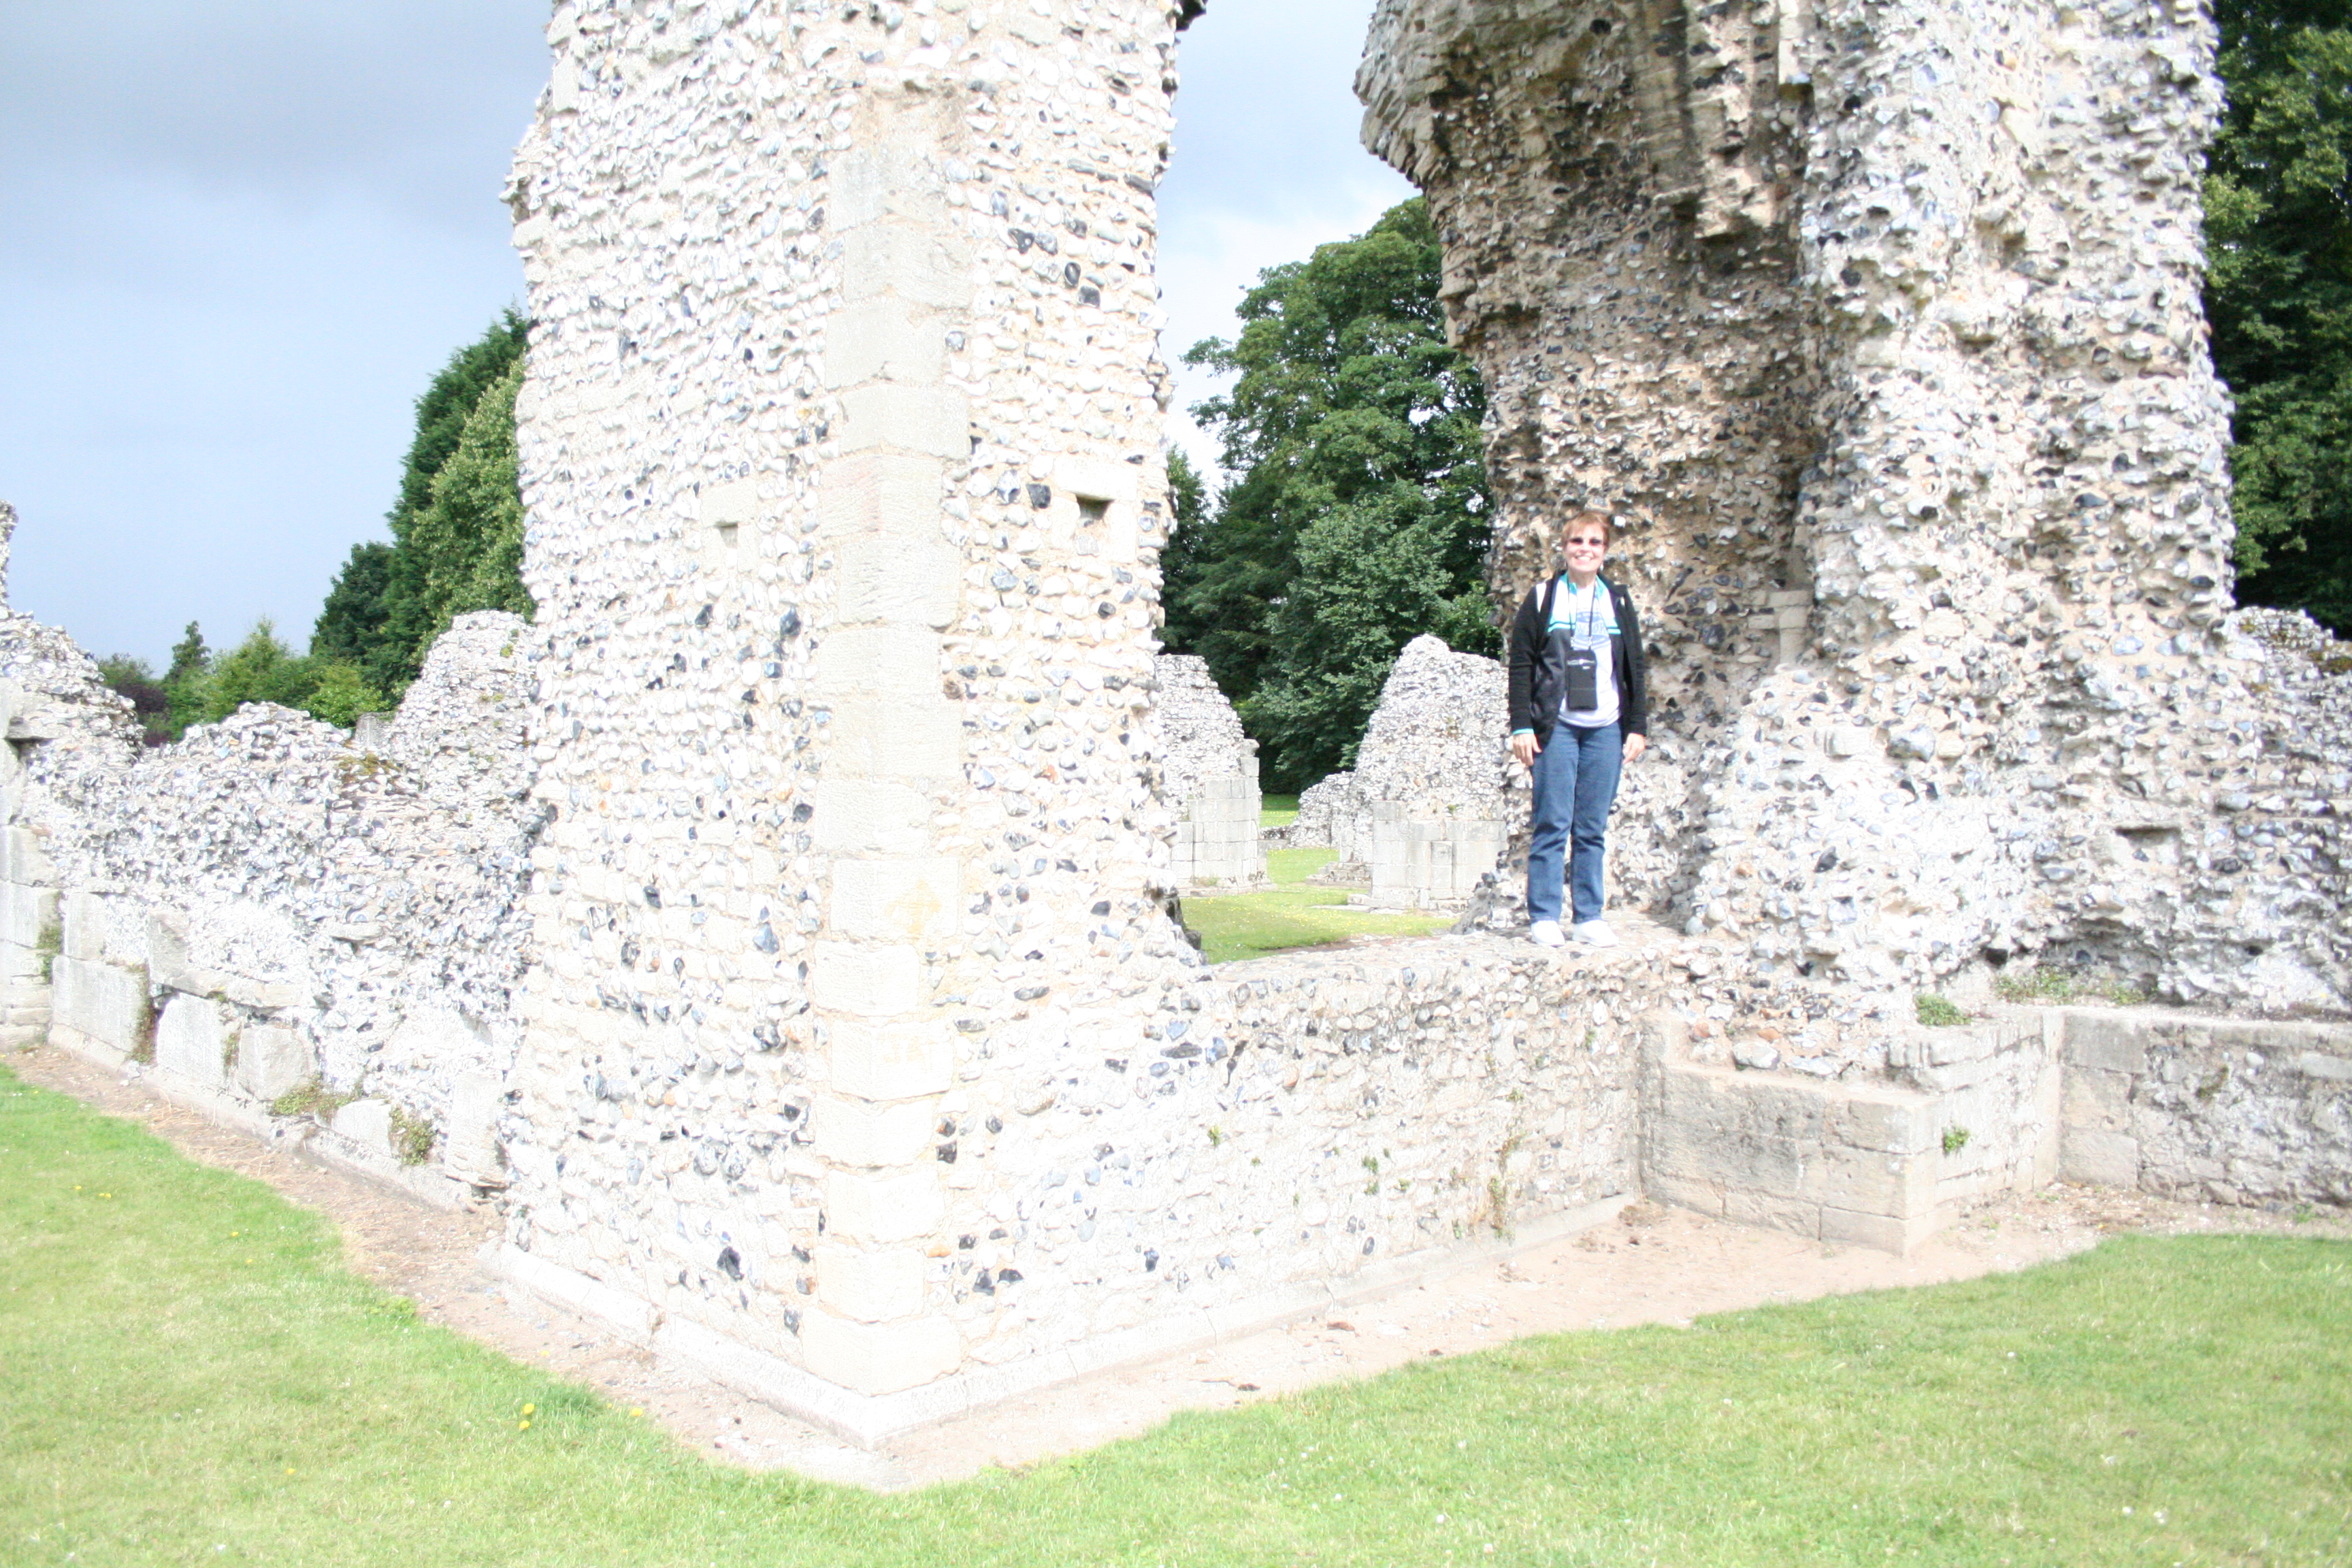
480, 0, 2349, 1442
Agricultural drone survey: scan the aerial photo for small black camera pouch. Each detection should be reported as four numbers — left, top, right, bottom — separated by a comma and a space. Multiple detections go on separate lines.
1563, 642, 1601, 710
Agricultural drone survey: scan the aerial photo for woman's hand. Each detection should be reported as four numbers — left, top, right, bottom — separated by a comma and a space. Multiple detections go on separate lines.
1623, 733, 1648, 765
1509, 732, 1540, 768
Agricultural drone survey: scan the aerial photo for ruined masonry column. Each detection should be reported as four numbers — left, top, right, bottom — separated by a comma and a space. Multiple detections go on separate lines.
800, 126, 970, 1394
503, 0, 1199, 1409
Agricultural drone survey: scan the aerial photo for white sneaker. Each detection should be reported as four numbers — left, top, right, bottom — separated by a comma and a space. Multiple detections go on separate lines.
1528, 920, 1567, 948
1572, 919, 1620, 948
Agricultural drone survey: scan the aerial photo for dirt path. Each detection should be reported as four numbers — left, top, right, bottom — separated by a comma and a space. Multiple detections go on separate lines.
12, 1041, 2344, 1491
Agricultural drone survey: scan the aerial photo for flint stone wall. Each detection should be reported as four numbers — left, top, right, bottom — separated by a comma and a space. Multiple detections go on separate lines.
482, 0, 1759, 1427
1360, 0, 2352, 1025
495, 0, 1258, 1404
1315, 635, 1516, 904
1288, 769, 1355, 850
0, 585, 541, 1192
1152, 654, 1262, 887
473, 0, 2352, 1432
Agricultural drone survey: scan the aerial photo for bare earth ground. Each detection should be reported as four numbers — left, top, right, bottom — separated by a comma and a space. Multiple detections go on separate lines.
12, 1041, 2347, 1492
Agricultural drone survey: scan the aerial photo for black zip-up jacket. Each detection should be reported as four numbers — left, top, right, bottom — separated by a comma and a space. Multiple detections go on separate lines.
1506, 574, 1648, 745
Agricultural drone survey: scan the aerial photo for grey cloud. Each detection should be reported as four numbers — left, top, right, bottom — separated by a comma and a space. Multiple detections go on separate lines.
0, 0, 548, 232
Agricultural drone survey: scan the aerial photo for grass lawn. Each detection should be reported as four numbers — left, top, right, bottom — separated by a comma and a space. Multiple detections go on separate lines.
5, 1066, 2349, 1567
1181, 847, 1451, 965
1261, 794, 1300, 830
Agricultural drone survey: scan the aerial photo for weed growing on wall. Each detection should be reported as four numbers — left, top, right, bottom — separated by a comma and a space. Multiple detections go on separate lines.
1915, 995, 1967, 1028
267, 1079, 350, 1123
1993, 967, 2152, 1008
129, 975, 156, 1065
390, 1108, 438, 1167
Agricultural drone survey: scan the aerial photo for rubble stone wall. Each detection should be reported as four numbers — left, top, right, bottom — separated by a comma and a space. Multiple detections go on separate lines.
0, 564, 542, 1194
1312, 635, 1520, 906
1152, 653, 1262, 887
3, 0, 2342, 1446
483, 0, 1746, 1421
1360, 0, 2352, 1022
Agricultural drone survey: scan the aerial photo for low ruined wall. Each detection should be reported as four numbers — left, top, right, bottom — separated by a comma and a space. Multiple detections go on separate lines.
2059, 1008, 2352, 1207
3, 608, 542, 1195
1651, 1001, 2351, 1252
1648, 1010, 2059, 1253
497, 924, 1686, 1440
966, 932, 1667, 1362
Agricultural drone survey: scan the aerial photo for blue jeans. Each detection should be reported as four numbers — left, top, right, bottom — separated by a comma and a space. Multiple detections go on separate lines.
1526, 721, 1623, 927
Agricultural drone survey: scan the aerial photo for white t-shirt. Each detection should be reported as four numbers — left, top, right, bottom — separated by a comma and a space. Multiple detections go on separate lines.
1549, 576, 1620, 729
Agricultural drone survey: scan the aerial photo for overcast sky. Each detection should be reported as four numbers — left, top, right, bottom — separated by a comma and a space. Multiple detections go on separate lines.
0, 1, 1411, 670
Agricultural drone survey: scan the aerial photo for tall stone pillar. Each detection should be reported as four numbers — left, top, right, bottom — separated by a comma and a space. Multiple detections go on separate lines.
499, 0, 1203, 1409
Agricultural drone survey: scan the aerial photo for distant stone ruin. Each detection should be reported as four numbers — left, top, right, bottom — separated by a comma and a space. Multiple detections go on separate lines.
1302, 635, 1515, 908
1149, 654, 1262, 889
2, 0, 2347, 1449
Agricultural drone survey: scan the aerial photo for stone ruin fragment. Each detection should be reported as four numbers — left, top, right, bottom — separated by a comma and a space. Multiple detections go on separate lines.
1360, 0, 2349, 1016
0, 0, 2345, 1448
1148, 653, 1263, 889
1302, 634, 1516, 908
0, 487, 541, 1200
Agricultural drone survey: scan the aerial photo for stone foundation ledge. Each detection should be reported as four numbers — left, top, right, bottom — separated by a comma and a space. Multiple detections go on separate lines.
43, 1022, 474, 1212
2051, 1005, 2352, 1206
487, 1194, 1632, 1450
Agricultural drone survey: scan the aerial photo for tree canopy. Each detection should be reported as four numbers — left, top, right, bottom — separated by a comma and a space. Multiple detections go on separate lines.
2208, 0, 2352, 630
316, 310, 533, 694
1165, 198, 1494, 791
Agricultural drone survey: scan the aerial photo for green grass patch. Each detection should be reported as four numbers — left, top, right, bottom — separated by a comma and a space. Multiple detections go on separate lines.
4, 1065, 2349, 1566
1260, 793, 1299, 830
1183, 847, 1450, 964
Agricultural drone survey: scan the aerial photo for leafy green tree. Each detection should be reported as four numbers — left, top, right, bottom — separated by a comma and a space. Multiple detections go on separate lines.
161, 622, 211, 741
1158, 446, 1212, 649
200, 622, 317, 724
193, 623, 385, 731
97, 656, 170, 746
312, 541, 394, 664
395, 308, 529, 523
301, 662, 390, 729
318, 310, 532, 693
401, 357, 532, 651
1170, 197, 1494, 789
2207, 0, 2352, 630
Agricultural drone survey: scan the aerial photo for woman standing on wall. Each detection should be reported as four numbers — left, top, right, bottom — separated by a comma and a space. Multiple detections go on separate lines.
1506, 510, 1648, 948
